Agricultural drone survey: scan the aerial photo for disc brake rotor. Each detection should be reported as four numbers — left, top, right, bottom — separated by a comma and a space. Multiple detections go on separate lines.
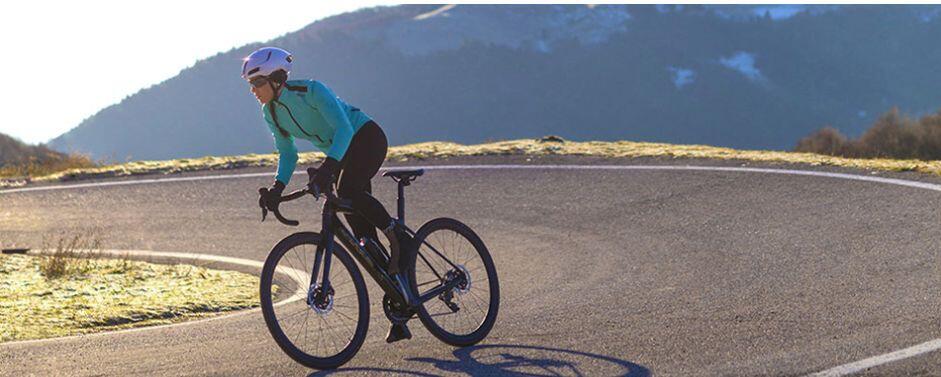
450, 264, 472, 296
307, 284, 334, 315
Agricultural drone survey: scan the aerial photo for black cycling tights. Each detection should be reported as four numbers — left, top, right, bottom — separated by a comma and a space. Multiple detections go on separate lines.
336, 121, 393, 243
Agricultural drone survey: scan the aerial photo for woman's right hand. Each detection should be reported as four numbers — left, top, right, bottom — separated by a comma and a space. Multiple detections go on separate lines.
259, 180, 286, 211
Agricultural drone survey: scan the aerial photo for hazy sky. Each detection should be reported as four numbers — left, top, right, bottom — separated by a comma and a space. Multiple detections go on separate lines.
0, 0, 388, 144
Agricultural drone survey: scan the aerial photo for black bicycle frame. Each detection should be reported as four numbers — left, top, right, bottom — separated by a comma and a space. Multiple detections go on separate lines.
313, 199, 408, 305
268, 169, 466, 309
310, 201, 465, 308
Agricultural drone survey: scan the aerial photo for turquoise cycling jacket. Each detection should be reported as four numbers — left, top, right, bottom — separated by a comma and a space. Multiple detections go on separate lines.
261, 79, 372, 184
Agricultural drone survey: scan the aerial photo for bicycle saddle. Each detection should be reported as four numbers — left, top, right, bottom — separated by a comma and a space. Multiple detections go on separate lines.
383, 169, 425, 180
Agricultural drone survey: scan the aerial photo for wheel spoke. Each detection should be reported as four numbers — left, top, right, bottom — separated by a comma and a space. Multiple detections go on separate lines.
411, 223, 497, 341
283, 251, 308, 295
264, 238, 366, 361
467, 289, 488, 314
278, 306, 312, 322
332, 309, 359, 335
300, 308, 310, 353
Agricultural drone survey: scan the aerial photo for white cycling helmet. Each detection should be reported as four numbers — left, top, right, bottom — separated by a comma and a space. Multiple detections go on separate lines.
241, 47, 293, 81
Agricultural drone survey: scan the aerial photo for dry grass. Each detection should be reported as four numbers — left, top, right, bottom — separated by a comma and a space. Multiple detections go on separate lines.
37, 230, 103, 279
0, 154, 96, 180
0, 249, 259, 343
6, 135, 941, 188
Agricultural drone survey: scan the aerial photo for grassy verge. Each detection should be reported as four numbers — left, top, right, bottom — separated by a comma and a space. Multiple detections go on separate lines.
6, 136, 941, 188
0, 154, 96, 183
0, 251, 261, 342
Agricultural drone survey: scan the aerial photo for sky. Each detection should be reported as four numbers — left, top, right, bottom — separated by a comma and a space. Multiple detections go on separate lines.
0, 0, 388, 145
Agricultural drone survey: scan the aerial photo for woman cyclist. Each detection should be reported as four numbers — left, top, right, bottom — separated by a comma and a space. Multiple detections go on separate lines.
243, 47, 416, 343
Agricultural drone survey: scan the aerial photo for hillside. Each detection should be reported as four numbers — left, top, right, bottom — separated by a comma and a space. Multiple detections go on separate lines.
0, 132, 94, 178
48, 5, 941, 161
1, 133, 68, 167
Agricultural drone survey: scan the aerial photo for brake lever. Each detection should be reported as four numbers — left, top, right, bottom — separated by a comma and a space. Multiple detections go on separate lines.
258, 188, 269, 222
309, 183, 322, 200
305, 167, 322, 200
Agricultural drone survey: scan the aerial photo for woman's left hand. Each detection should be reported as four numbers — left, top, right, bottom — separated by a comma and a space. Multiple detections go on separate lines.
310, 157, 341, 192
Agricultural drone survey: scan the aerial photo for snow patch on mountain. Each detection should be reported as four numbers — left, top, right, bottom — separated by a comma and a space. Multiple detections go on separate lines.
667, 67, 695, 89
376, 5, 632, 55
720, 51, 765, 82
751, 5, 806, 20
708, 5, 841, 20
414, 4, 457, 21
656, 5, 685, 14
534, 39, 551, 53
918, 7, 941, 22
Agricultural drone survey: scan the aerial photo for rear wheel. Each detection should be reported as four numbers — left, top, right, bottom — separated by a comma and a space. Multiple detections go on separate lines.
408, 218, 499, 347
260, 232, 369, 369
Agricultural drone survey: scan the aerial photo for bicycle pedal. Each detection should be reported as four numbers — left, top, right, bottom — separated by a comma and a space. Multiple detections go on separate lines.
445, 301, 460, 312
385, 323, 412, 343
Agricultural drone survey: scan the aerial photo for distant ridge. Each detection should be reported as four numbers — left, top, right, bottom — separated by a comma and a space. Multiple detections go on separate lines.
48, 5, 941, 162
0, 132, 95, 179
0, 133, 67, 168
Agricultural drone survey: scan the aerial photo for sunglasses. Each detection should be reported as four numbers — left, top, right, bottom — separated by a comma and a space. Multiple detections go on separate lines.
249, 76, 270, 88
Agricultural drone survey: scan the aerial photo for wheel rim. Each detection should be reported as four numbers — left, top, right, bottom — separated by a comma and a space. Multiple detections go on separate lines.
415, 228, 493, 337
269, 242, 361, 359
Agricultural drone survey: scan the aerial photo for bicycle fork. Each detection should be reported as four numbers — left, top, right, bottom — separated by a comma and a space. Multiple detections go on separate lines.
306, 210, 336, 310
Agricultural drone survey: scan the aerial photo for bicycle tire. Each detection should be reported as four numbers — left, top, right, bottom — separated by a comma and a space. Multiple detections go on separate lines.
260, 232, 369, 369
408, 218, 500, 347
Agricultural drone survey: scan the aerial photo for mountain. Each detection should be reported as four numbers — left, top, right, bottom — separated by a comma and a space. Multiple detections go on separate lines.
0, 132, 95, 178
0, 133, 67, 167
49, 5, 941, 161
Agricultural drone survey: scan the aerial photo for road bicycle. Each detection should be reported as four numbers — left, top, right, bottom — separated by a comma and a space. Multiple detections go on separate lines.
257, 167, 500, 369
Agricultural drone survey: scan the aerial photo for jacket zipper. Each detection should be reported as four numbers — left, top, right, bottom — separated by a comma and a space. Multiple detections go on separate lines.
273, 100, 325, 143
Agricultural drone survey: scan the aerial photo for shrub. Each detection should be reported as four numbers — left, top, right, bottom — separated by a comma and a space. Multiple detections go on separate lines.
795, 127, 849, 157
39, 230, 103, 279
796, 107, 941, 160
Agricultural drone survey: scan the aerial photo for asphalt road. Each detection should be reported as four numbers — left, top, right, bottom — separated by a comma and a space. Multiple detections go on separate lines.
1, 156, 940, 376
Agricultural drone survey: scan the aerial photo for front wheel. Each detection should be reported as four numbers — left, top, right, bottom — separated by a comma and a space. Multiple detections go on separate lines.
260, 232, 369, 370
408, 218, 500, 347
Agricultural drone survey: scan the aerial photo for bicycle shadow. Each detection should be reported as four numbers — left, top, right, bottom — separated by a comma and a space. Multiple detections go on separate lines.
308, 343, 650, 376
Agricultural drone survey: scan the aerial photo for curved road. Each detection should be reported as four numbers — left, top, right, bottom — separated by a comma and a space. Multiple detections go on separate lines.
1, 157, 940, 376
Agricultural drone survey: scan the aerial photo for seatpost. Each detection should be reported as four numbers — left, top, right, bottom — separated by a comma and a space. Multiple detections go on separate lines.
397, 180, 406, 223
